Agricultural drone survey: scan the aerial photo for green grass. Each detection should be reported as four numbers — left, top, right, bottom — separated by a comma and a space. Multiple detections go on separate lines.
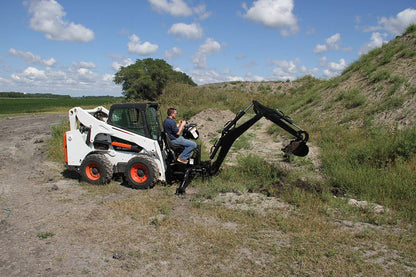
37, 232, 54, 240
0, 97, 122, 116
335, 89, 367, 109
320, 124, 416, 220
48, 119, 69, 162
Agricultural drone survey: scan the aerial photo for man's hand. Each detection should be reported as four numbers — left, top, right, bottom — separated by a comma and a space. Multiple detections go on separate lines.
177, 120, 186, 135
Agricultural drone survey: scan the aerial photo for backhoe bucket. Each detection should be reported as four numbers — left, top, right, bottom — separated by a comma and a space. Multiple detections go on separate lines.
282, 140, 309, 157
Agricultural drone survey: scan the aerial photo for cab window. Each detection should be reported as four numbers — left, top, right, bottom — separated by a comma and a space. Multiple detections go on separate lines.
145, 107, 160, 140
110, 108, 146, 137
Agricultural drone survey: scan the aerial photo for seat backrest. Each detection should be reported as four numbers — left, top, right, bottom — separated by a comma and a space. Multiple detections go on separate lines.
161, 131, 184, 152
161, 131, 173, 149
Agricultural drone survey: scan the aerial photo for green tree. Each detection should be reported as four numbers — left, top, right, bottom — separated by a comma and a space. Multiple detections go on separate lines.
113, 58, 196, 100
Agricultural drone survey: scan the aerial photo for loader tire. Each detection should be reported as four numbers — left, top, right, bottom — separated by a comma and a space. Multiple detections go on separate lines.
125, 155, 159, 189
80, 153, 113, 185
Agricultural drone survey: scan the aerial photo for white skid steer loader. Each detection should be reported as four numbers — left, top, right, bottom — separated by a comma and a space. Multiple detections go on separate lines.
64, 101, 309, 194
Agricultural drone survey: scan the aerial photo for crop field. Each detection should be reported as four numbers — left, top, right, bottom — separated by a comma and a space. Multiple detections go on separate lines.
0, 97, 122, 116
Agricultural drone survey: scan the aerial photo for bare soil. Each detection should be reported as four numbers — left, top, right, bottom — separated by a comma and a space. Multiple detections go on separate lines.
1, 113, 412, 276
0, 112, 310, 276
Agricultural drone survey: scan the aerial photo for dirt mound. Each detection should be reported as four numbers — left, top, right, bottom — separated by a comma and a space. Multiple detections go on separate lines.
189, 108, 321, 170
188, 108, 236, 148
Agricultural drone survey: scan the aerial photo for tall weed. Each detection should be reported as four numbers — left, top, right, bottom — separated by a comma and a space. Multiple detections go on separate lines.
48, 119, 69, 162
195, 154, 288, 198
320, 125, 416, 220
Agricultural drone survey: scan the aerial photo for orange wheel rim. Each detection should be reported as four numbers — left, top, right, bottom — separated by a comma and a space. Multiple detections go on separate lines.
86, 162, 101, 181
130, 164, 148, 183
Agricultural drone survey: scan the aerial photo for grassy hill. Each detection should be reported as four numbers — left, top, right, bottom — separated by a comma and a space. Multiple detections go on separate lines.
312, 25, 416, 128
156, 25, 416, 221
197, 25, 416, 129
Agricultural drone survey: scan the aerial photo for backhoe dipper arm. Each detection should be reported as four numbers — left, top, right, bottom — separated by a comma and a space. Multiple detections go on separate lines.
208, 100, 309, 176
252, 100, 309, 143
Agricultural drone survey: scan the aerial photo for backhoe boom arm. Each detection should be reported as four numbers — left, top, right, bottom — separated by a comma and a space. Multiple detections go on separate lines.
208, 100, 309, 175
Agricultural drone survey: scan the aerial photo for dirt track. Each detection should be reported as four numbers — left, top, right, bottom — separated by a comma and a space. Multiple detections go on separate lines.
0, 113, 287, 276
0, 112, 308, 276
0, 114, 94, 275
0, 114, 140, 276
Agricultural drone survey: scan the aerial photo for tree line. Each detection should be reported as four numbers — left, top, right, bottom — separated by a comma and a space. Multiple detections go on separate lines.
0, 92, 71, 98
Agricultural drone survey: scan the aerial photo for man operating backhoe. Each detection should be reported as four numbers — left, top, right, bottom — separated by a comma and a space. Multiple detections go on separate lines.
163, 107, 196, 164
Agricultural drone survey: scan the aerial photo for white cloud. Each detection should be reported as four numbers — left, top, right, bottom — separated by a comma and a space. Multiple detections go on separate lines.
73, 61, 96, 69
320, 57, 347, 78
244, 72, 265, 82
328, 59, 346, 71
127, 34, 159, 56
313, 44, 327, 54
168, 23, 203, 40
378, 8, 416, 35
147, 0, 211, 19
272, 68, 295, 81
326, 33, 341, 49
190, 69, 219, 84
26, 0, 94, 42
163, 47, 184, 60
193, 4, 212, 20
358, 32, 388, 56
111, 57, 133, 71
314, 33, 341, 54
6, 64, 120, 96
269, 58, 318, 80
192, 38, 221, 69
8, 48, 56, 66
148, 0, 193, 17
0, 77, 12, 86
272, 59, 298, 74
242, 0, 299, 36
198, 38, 222, 54
189, 67, 271, 85
12, 66, 47, 80
269, 58, 300, 80
102, 74, 114, 82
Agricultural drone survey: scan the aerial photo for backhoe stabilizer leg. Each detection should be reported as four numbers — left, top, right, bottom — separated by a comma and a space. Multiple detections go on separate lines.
175, 168, 192, 195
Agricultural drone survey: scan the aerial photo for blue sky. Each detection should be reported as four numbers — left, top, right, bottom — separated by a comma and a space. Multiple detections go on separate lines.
1, 0, 415, 97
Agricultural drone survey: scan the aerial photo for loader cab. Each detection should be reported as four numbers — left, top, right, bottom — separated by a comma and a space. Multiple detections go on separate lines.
107, 102, 162, 140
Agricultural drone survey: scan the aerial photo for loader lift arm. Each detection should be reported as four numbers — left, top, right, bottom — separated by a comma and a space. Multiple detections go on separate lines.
208, 100, 309, 176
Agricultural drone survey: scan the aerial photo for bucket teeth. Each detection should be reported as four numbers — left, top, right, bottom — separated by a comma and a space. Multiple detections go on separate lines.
282, 140, 309, 157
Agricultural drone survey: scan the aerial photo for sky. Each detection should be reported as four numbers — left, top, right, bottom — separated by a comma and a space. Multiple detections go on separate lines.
1, 0, 416, 97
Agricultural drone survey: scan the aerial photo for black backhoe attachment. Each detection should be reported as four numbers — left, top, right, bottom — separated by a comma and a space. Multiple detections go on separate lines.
208, 100, 309, 175
174, 100, 309, 194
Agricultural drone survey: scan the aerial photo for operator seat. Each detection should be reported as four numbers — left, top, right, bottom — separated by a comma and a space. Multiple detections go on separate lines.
161, 132, 184, 161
